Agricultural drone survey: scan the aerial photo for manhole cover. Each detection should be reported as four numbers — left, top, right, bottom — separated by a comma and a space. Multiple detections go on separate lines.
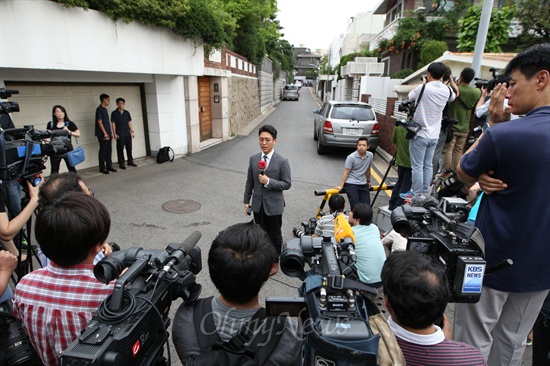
162, 199, 201, 214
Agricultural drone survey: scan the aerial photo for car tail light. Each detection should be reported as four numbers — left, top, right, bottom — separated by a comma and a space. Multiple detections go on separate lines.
371, 123, 379, 135
323, 121, 333, 133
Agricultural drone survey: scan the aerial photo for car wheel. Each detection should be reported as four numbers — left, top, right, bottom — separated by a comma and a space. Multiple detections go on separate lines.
317, 137, 327, 155
313, 126, 318, 141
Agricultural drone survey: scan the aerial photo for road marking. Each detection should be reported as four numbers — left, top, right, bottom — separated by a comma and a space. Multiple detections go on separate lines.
371, 169, 393, 197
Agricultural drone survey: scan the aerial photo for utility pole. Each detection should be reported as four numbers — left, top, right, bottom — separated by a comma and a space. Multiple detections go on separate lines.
471, 0, 495, 78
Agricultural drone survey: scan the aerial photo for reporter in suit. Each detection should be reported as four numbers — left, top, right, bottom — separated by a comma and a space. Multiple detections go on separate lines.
243, 125, 291, 254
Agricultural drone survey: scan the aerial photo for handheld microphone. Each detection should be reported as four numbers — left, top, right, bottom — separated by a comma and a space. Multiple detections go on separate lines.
258, 160, 267, 175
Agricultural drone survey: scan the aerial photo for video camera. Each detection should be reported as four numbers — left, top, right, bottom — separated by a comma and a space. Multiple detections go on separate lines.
395, 102, 421, 140
59, 232, 203, 366
391, 196, 493, 303
474, 68, 509, 92
279, 213, 375, 303
0, 88, 72, 185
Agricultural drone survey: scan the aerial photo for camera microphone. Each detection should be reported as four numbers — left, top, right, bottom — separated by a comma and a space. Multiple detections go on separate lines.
258, 160, 266, 175
181, 230, 202, 254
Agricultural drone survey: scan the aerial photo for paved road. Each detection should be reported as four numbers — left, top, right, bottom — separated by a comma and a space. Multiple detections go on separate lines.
66, 87, 395, 364
70, 87, 531, 365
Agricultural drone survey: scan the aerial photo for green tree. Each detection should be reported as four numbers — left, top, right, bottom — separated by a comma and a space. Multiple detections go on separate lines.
515, 0, 550, 47
457, 5, 516, 52
419, 40, 448, 67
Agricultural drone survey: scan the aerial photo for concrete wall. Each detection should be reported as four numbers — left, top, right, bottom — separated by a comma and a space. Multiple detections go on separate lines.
228, 76, 261, 134
360, 76, 403, 99
1, 1, 202, 76
0, 0, 204, 157
258, 57, 274, 113
274, 71, 287, 104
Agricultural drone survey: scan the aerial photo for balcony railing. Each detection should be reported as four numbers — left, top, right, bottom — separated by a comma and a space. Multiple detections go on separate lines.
369, 18, 400, 50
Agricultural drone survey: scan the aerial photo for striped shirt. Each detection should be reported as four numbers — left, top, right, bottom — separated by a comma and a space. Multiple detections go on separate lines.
314, 213, 348, 237
13, 263, 113, 366
389, 316, 485, 366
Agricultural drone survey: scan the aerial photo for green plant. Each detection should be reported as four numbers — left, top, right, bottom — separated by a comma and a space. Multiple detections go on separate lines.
391, 68, 414, 79
419, 40, 448, 66
458, 5, 516, 52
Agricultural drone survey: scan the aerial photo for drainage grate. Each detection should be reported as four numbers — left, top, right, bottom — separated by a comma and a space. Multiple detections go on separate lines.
162, 199, 201, 214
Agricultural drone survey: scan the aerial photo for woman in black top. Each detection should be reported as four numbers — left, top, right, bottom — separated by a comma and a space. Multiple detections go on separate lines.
47, 105, 81, 174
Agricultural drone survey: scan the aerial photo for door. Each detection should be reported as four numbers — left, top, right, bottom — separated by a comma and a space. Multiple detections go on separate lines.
198, 77, 212, 141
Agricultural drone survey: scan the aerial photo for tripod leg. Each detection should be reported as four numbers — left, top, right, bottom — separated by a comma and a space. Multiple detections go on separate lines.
371, 154, 396, 207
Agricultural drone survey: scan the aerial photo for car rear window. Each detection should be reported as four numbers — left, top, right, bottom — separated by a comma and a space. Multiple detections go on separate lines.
330, 106, 375, 120
284, 85, 298, 90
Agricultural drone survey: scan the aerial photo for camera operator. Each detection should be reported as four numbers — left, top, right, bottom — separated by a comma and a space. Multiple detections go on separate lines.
475, 77, 519, 126
0, 250, 17, 308
172, 222, 301, 365
348, 203, 386, 288
312, 194, 347, 237
13, 192, 114, 366
403, 62, 456, 199
432, 66, 459, 176
0, 181, 40, 263
442, 67, 480, 171
37, 172, 114, 267
455, 44, 550, 365
382, 251, 485, 365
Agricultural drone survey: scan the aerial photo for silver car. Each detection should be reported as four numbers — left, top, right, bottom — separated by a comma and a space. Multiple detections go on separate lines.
313, 101, 379, 154
283, 84, 299, 101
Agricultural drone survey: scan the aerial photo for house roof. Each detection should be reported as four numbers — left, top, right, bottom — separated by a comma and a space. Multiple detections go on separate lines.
372, 0, 396, 14
402, 51, 517, 84
297, 53, 322, 58
395, 51, 517, 95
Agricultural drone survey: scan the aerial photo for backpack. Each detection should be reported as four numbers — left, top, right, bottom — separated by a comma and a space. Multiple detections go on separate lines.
156, 146, 174, 164
187, 297, 286, 366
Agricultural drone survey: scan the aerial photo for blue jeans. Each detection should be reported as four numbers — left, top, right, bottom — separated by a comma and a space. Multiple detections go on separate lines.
388, 166, 412, 210
409, 136, 437, 194
0, 180, 22, 219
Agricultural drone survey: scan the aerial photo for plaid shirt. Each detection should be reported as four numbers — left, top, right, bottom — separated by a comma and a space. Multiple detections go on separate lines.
13, 263, 113, 366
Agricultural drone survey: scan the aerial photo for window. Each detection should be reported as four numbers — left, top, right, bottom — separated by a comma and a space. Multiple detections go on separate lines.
390, 1, 402, 22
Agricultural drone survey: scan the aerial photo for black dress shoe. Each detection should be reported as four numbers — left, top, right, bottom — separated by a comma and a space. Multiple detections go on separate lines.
100, 170, 110, 175
119, 165, 126, 170
128, 162, 138, 167
107, 167, 117, 172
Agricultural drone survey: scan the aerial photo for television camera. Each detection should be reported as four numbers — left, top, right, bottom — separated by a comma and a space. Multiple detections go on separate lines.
0, 88, 72, 185
391, 196, 512, 303
276, 214, 382, 365
474, 67, 509, 91
59, 232, 203, 366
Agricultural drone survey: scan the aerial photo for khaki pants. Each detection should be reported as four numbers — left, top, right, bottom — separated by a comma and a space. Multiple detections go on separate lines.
454, 286, 549, 366
442, 131, 468, 170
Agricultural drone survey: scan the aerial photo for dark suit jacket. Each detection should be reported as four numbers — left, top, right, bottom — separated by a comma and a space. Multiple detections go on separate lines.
243, 151, 291, 216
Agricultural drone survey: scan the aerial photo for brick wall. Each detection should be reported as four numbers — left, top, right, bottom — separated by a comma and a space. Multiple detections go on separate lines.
362, 94, 397, 155
205, 47, 257, 77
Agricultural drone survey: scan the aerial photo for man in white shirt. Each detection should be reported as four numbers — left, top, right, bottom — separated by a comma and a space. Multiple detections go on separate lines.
405, 62, 456, 197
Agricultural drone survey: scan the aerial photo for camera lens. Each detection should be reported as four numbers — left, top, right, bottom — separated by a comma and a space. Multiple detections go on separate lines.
280, 238, 306, 279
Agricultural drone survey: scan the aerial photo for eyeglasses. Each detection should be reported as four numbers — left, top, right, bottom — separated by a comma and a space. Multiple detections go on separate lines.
89, 190, 95, 197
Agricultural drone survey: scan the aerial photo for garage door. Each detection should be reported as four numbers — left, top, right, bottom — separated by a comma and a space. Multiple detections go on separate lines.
4, 83, 146, 175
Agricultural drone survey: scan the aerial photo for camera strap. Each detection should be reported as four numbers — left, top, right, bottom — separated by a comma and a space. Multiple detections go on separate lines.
415, 83, 427, 112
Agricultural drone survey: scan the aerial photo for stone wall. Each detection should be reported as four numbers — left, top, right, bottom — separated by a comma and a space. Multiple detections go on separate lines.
228, 76, 261, 134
